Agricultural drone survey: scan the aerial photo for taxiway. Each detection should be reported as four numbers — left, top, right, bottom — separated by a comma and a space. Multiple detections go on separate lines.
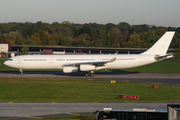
0, 71, 180, 86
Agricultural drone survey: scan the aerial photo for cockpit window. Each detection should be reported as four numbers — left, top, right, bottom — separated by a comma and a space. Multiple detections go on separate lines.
8, 59, 12, 61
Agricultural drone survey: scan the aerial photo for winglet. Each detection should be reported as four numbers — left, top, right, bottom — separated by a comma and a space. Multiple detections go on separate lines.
108, 57, 116, 63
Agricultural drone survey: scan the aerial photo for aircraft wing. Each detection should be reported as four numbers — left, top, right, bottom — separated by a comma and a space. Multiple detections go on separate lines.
63, 57, 116, 67
154, 53, 173, 60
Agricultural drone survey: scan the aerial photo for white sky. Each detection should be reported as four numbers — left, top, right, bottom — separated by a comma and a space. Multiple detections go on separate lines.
0, 0, 179, 27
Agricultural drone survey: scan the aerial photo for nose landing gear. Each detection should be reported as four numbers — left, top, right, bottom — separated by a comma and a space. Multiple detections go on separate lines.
20, 69, 23, 75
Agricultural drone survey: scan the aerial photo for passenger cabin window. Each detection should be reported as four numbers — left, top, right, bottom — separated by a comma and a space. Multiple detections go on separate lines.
8, 59, 12, 61
23, 59, 46, 61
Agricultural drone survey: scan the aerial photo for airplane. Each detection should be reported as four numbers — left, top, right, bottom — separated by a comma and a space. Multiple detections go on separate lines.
4, 31, 175, 76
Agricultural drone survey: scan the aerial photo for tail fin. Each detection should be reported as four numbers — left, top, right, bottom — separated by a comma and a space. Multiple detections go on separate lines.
142, 31, 175, 55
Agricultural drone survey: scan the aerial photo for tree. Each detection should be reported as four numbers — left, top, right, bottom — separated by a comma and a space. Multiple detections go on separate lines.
0, 34, 2, 42
21, 44, 29, 53
0, 21, 179, 48
48, 33, 62, 45
121, 41, 128, 47
16, 38, 26, 45
117, 22, 131, 32
78, 33, 91, 41
61, 27, 73, 37
151, 30, 157, 38
97, 30, 106, 40
119, 31, 129, 47
61, 21, 71, 25
105, 23, 116, 32
52, 22, 60, 26
28, 24, 38, 36
110, 27, 121, 47
178, 44, 180, 52
103, 34, 111, 47
156, 28, 166, 36
38, 29, 49, 45
61, 37, 73, 46
128, 34, 143, 48
140, 32, 152, 47
7, 31, 19, 44
24, 39, 34, 45
93, 39, 104, 47
151, 28, 166, 45
73, 27, 80, 38
36, 21, 43, 29
74, 38, 90, 47
79, 26, 93, 37
2, 33, 8, 38
31, 33, 41, 45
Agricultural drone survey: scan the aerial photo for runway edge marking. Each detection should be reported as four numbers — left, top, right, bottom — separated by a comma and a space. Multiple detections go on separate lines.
25, 116, 43, 119
65, 113, 80, 116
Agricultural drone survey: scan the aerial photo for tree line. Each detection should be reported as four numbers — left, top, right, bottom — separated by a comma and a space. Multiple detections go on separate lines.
0, 21, 180, 49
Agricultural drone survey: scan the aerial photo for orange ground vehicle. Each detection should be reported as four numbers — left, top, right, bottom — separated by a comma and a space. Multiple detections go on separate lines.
0, 53, 5, 57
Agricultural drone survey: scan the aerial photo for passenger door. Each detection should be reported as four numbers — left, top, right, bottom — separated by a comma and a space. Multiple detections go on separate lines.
17, 58, 21, 64
49, 57, 53, 64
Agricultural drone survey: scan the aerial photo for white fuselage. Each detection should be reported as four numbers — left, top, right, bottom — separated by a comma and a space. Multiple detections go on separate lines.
4, 54, 157, 70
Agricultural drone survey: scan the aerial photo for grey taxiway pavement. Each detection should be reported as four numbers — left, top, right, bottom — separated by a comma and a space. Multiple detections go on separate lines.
1, 71, 180, 86
0, 102, 178, 119
0, 71, 180, 119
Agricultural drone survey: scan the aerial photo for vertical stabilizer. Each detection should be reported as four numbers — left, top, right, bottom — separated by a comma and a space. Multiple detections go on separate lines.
142, 31, 175, 55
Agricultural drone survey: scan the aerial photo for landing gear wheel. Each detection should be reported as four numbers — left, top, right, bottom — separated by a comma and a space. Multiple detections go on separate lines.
85, 71, 95, 76
90, 73, 94, 76
85, 73, 89, 76
20, 69, 23, 75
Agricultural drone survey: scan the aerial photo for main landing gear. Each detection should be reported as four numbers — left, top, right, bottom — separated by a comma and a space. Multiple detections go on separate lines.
20, 69, 23, 75
85, 71, 95, 76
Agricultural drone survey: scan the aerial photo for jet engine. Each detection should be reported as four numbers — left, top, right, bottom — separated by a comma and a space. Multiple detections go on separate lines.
80, 64, 95, 71
63, 66, 78, 73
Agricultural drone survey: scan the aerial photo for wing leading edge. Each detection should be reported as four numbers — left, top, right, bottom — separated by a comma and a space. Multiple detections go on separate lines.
62, 57, 116, 67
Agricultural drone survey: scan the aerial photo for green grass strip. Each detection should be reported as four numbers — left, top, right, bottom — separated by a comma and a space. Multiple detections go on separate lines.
0, 78, 179, 102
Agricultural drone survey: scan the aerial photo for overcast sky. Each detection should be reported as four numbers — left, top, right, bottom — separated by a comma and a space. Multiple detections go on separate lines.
0, 0, 179, 27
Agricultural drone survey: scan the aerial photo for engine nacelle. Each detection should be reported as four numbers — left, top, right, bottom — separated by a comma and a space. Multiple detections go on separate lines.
80, 64, 95, 71
63, 66, 78, 73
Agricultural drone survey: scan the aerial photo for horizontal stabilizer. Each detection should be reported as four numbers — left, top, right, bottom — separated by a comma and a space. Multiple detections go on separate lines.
108, 57, 116, 63
154, 53, 173, 60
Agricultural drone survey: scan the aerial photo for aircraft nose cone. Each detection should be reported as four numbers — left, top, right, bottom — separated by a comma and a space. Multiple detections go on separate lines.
4, 61, 9, 66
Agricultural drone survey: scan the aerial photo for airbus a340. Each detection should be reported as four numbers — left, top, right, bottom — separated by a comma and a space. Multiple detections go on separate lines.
4, 31, 175, 76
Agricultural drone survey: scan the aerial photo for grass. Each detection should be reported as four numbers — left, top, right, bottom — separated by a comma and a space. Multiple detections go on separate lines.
0, 59, 17, 71
122, 60, 180, 73
0, 78, 180, 102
